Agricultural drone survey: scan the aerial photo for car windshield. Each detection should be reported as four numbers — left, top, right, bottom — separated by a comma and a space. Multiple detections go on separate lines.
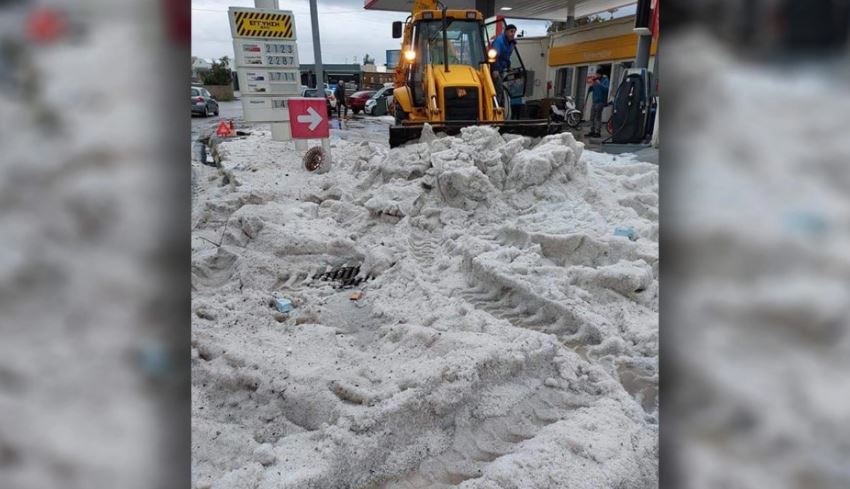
417, 19, 486, 67
191, 88, 200, 96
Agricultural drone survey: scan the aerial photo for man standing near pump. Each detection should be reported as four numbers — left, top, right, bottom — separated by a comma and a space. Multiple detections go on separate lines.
587, 68, 610, 138
491, 23, 517, 120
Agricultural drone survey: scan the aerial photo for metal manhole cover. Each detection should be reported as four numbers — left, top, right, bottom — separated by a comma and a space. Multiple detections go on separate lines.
318, 265, 374, 289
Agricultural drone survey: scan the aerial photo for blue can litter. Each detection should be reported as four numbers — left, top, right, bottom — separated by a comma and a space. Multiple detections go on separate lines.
614, 227, 639, 241
274, 298, 293, 313
784, 211, 828, 236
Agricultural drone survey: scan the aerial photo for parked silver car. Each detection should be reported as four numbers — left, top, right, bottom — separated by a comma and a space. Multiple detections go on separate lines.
365, 85, 394, 116
191, 86, 219, 117
301, 87, 337, 114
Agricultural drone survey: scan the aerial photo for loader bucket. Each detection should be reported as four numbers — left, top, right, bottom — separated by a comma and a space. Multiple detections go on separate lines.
389, 119, 563, 148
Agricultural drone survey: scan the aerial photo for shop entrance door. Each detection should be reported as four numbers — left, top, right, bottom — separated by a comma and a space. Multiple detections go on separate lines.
575, 65, 589, 112
554, 67, 573, 99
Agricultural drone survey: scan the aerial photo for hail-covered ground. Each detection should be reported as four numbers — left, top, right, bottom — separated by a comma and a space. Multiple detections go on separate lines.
191, 122, 659, 488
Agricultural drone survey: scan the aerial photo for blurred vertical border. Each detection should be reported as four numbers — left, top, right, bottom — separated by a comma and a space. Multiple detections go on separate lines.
0, 0, 190, 487
661, 1, 850, 488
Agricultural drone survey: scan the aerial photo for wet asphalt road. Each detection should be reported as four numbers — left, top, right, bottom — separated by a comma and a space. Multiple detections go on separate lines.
191, 100, 243, 142
191, 100, 656, 164
191, 99, 393, 161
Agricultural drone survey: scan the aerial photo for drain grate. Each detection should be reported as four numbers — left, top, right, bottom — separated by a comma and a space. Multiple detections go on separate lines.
318, 265, 374, 289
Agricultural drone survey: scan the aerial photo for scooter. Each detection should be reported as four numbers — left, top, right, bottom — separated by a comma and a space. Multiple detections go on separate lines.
549, 96, 583, 128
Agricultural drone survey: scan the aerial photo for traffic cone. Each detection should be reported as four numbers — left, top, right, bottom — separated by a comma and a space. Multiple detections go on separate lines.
27, 8, 67, 43
216, 120, 235, 137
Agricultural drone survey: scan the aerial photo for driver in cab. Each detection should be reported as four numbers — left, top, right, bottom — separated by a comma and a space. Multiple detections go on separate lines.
491, 24, 517, 116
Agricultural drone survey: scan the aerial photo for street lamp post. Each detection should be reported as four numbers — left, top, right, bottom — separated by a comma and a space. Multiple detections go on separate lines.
309, 0, 324, 90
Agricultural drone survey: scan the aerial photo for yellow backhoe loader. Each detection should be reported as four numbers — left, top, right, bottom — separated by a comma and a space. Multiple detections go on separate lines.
388, 0, 561, 147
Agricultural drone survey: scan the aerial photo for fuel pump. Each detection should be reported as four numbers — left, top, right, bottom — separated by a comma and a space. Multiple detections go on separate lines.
609, 68, 653, 144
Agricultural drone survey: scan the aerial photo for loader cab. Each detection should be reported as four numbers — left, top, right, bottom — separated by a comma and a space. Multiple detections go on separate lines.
418, 18, 487, 67
393, 11, 490, 108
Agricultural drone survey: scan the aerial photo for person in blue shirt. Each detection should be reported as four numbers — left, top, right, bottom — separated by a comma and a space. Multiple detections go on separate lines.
491, 24, 517, 118
587, 68, 609, 138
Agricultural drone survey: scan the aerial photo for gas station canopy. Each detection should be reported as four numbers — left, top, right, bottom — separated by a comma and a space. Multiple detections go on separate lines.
363, 0, 636, 21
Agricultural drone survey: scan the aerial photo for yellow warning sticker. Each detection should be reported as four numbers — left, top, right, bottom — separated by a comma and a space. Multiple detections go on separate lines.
233, 11, 295, 39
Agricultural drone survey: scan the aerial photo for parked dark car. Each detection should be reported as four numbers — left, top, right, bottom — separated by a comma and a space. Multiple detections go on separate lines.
302, 88, 336, 115
191, 86, 219, 117
347, 90, 376, 114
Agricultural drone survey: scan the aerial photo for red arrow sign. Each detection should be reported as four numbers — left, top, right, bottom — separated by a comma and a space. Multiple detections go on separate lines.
650, 0, 659, 40
288, 97, 329, 139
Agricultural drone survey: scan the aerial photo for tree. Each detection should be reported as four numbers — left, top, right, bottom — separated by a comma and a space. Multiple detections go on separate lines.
546, 21, 568, 33
547, 14, 606, 33
201, 56, 232, 86
577, 15, 606, 26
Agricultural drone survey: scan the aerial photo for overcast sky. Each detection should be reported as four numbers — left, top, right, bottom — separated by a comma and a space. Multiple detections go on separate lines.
192, 0, 552, 65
